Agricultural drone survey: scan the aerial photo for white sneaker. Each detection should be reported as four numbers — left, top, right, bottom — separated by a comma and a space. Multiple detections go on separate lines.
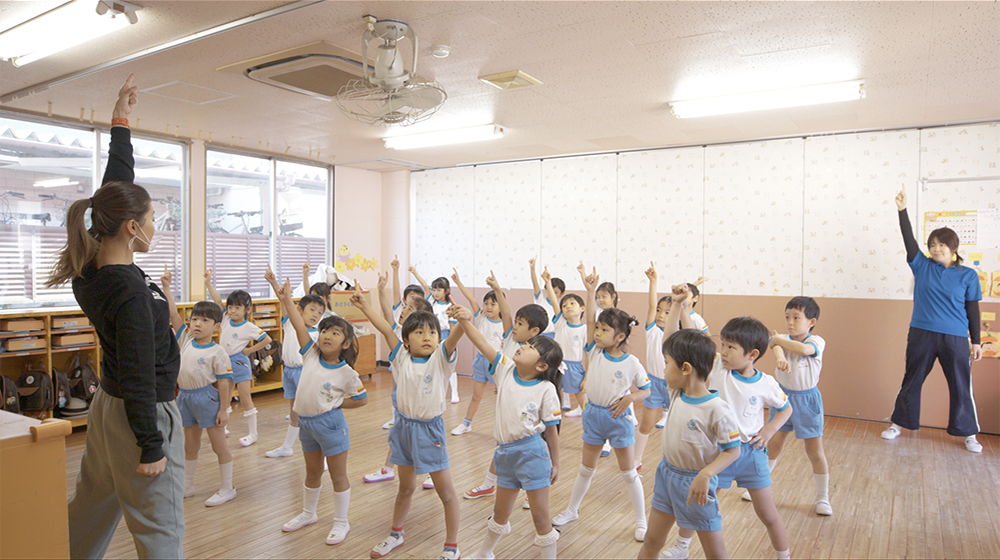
371, 534, 404, 558
816, 499, 833, 516
552, 508, 579, 526
205, 486, 237, 507
600, 442, 612, 457
880, 424, 901, 440
239, 434, 258, 447
965, 435, 983, 453
184, 485, 195, 498
422, 475, 435, 489
635, 522, 647, 542
522, 496, 531, 509
326, 522, 350, 545
324, 460, 328, 472
741, 490, 752, 502
656, 413, 667, 429
564, 406, 582, 418
282, 511, 318, 532
265, 446, 293, 458
382, 419, 394, 430
363, 467, 395, 483
451, 423, 472, 436
451, 394, 460, 404
660, 542, 690, 560
438, 548, 460, 560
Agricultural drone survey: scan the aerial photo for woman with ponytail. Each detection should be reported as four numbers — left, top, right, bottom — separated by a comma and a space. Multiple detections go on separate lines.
47, 75, 185, 559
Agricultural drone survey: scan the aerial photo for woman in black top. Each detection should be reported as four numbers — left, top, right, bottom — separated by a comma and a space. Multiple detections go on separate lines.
47, 75, 185, 559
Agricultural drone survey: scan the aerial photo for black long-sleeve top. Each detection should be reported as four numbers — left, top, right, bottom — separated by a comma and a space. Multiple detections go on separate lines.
899, 208, 980, 345
72, 126, 180, 463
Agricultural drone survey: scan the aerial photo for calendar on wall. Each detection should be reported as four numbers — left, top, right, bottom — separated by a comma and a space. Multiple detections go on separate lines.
923, 210, 978, 245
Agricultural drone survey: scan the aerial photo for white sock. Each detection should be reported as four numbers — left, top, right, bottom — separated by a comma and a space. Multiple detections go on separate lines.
768, 458, 777, 472
244, 408, 258, 438
282, 425, 300, 450
333, 488, 351, 525
776, 549, 791, 559
534, 529, 559, 560
675, 535, 693, 549
218, 460, 234, 492
567, 465, 597, 512
449, 372, 458, 397
634, 431, 650, 466
561, 392, 570, 410
477, 516, 510, 558
303, 484, 322, 515
484, 470, 498, 489
621, 468, 646, 526
184, 459, 198, 489
815, 473, 829, 502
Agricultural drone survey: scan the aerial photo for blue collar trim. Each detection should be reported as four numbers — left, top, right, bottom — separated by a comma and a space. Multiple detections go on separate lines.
229, 319, 248, 327
731, 369, 762, 383
680, 389, 719, 405
603, 350, 629, 362
320, 355, 346, 370
513, 368, 541, 386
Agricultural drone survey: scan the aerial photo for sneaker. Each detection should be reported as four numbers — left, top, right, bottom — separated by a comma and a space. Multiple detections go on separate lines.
552, 508, 579, 526
324, 461, 328, 472
184, 485, 195, 498
382, 419, 394, 430
371, 534, 404, 558
205, 487, 237, 507
224, 428, 231, 437
283, 511, 319, 532
265, 446, 293, 458
656, 412, 668, 429
660, 542, 690, 560
451, 423, 472, 436
363, 467, 396, 483
422, 476, 435, 489
465, 484, 495, 499
285, 414, 290, 420
965, 435, 983, 453
239, 434, 258, 447
438, 548, 460, 560
741, 490, 752, 502
522, 496, 531, 509
451, 394, 460, 404
564, 406, 583, 418
326, 522, 351, 545
816, 499, 833, 516
635, 522, 647, 542
880, 424, 901, 440
600, 442, 611, 458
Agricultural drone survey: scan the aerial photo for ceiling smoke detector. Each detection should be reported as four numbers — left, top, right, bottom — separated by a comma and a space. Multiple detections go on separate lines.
430, 44, 450, 58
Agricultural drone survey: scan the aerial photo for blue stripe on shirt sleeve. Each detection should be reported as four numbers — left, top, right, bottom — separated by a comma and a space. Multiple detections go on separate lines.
175, 325, 186, 340
299, 339, 314, 355
389, 341, 402, 362
584, 340, 596, 352
719, 440, 741, 450
350, 393, 367, 400
543, 419, 560, 426
637, 382, 651, 390
256, 332, 268, 342
488, 352, 503, 377
772, 399, 790, 412
804, 341, 819, 356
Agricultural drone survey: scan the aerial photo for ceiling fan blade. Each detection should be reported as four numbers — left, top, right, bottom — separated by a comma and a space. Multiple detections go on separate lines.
371, 97, 404, 117
393, 87, 445, 110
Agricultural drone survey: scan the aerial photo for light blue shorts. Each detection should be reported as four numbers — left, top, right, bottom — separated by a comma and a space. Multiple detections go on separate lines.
494, 433, 552, 491
472, 353, 495, 385
178, 384, 222, 429
582, 401, 635, 448
769, 385, 824, 439
388, 413, 449, 475
651, 459, 722, 532
298, 407, 350, 456
229, 352, 252, 384
562, 360, 585, 394
643, 376, 670, 410
716, 442, 771, 490
282, 365, 302, 399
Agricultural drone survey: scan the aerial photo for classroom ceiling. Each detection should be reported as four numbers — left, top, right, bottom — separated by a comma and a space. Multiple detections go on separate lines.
1, 1, 998, 171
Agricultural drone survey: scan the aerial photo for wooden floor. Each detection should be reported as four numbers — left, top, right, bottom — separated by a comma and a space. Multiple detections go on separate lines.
64, 369, 1000, 559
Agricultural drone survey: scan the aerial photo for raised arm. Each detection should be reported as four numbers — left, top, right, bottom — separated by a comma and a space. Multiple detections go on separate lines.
273, 272, 312, 349
160, 265, 183, 331
448, 304, 494, 358
542, 266, 559, 312
769, 330, 817, 357
896, 185, 919, 262
351, 281, 399, 349
664, 284, 689, 338
485, 271, 512, 333
451, 268, 480, 315
443, 316, 465, 357
302, 260, 312, 295
645, 262, 658, 327
376, 272, 394, 323
582, 263, 598, 343
529, 257, 541, 296
408, 264, 430, 295
204, 269, 223, 309
391, 255, 401, 305
102, 74, 137, 185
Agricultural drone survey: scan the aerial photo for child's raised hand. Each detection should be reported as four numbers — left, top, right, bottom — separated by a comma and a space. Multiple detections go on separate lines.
376, 271, 388, 290
645, 262, 657, 281
264, 264, 277, 287
349, 281, 367, 308
447, 304, 472, 322
160, 265, 172, 287
529, 256, 537, 269
302, 260, 311, 276
693, 276, 707, 287
576, 261, 586, 278
407, 263, 417, 274
541, 266, 551, 283
583, 267, 599, 289
204, 269, 212, 283
671, 283, 690, 303
451, 267, 461, 284
391, 255, 399, 271
275, 277, 292, 301
895, 184, 907, 211
485, 270, 502, 291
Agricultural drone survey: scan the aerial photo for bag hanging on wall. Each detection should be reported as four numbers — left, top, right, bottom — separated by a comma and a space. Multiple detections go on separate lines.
2, 374, 20, 414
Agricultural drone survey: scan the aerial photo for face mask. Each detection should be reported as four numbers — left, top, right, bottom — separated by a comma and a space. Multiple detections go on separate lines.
128, 220, 158, 252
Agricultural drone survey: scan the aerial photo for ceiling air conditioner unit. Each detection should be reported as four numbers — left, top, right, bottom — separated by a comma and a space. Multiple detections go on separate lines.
246, 54, 364, 102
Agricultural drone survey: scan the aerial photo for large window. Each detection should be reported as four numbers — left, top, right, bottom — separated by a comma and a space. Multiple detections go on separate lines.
206, 150, 271, 297
275, 160, 328, 288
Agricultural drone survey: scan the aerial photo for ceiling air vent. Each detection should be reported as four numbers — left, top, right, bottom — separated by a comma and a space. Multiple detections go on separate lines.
218, 41, 364, 102
479, 70, 542, 90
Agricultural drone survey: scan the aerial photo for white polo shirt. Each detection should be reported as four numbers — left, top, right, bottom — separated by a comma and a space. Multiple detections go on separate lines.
583, 342, 651, 407
389, 341, 456, 420
176, 326, 232, 390
488, 353, 561, 443
772, 334, 825, 391
293, 340, 367, 416
661, 387, 742, 472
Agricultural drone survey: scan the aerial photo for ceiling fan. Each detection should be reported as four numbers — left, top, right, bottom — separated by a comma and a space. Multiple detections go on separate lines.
335, 15, 447, 126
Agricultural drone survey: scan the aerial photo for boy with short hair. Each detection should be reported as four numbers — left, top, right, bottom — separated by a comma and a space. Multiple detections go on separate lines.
529, 257, 564, 338
543, 275, 587, 416
390, 255, 426, 325
767, 296, 832, 516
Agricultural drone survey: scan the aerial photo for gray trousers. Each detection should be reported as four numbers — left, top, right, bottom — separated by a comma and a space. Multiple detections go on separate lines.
68, 388, 185, 559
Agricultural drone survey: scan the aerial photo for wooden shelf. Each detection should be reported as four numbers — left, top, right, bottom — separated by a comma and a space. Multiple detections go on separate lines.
50, 327, 95, 335
0, 331, 46, 339
251, 380, 282, 393
51, 345, 98, 354
67, 416, 90, 428
0, 349, 48, 358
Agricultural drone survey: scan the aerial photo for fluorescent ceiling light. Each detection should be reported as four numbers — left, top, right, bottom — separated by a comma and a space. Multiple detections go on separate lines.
384, 124, 505, 150
34, 177, 79, 188
668, 79, 865, 119
0, 1, 130, 67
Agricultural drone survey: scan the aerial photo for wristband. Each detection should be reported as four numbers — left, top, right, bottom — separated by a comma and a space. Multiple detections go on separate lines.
111, 118, 129, 127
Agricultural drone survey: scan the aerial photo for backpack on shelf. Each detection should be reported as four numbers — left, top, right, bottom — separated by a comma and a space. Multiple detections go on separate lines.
68, 355, 99, 402
17, 362, 53, 414
2, 374, 20, 414
251, 340, 282, 380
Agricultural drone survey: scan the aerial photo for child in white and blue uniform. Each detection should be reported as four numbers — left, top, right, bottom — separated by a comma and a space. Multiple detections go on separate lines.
529, 257, 564, 339
274, 277, 367, 547
548, 290, 587, 415
352, 288, 465, 560
638, 329, 742, 560
552, 267, 652, 542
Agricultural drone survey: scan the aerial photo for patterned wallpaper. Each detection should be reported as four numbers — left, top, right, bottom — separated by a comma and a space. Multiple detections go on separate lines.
411, 123, 1000, 301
